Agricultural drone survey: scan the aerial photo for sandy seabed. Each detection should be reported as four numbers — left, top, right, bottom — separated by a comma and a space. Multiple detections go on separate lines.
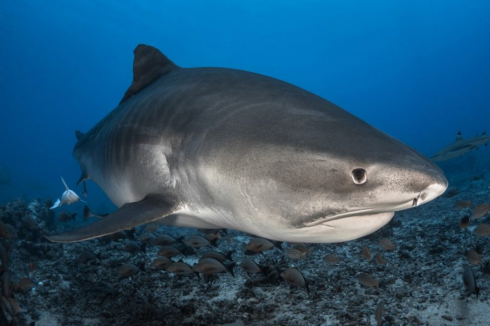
2, 176, 490, 326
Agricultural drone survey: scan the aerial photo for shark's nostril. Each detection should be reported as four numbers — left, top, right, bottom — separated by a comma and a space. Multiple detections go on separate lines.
420, 192, 428, 201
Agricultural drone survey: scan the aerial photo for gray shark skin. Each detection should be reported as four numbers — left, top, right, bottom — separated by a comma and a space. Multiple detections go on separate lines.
431, 131, 490, 162
46, 44, 448, 244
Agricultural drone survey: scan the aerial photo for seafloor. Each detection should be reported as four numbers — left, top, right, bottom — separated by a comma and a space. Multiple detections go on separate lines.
1, 173, 490, 326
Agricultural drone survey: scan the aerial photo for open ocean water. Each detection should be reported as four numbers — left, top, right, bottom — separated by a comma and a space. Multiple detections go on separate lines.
1, 1, 490, 325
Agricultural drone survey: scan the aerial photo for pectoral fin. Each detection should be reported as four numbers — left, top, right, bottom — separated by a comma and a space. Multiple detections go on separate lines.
46, 194, 180, 243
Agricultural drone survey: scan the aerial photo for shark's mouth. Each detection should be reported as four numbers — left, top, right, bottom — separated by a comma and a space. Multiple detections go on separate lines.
302, 195, 420, 228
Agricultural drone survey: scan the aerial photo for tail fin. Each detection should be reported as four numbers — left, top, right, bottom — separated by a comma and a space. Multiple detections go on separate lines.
225, 250, 234, 261
225, 262, 236, 277
210, 238, 219, 248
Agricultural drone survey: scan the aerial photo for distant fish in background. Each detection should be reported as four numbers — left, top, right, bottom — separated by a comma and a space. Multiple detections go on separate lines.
323, 253, 340, 265
374, 253, 386, 266
466, 250, 481, 265
245, 238, 283, 255
280, 267, 309, 294
77, 250, 101, 264
165, 262, 195, 276
462, 266, 479, 296
358, 273, 379, 289
474, 224, 490, 236
200, 251, 234, 263
454, 200, 472, 210
285, 248, 304, 260
472, 204, 490, 219
240, 258, 264, 275
431, 131, 490, 162
379, 238, 397, 251
192, 258, 236, 277
183, 235, 218, 248
50, 177, 84, 209
360, 246, 371, 260
118, 263, 142, 277
151, 256, 173, 270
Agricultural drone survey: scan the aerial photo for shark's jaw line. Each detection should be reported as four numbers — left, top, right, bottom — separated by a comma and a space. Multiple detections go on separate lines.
302, 198, 418, 228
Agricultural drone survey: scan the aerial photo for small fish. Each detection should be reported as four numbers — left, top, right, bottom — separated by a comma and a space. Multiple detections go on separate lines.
204, 230, 222, 242
184, 235, 218, 248
153, 235, 179, 246
158, 246, 182, 258
379, 238, 396, 251
375, 301, 386, 326
144, 224, 159, 233
50, 177, 85, 209
360, 246, 371, 260
151, 257, 173, 270
240, 258, 263, 274
466, 250, 481, 265
118, 263, 142, 277
200, 251, 234, 263
374, 253, 386, 266
77, 250, 101, 264
323, 253, 340, 265
245, 238, 282, 255
454, 200, 472, 210
83, 205, 108, 220
165, 262, 195, 276
138, 232, 156, 244
292, 243, 311, 256
123, 240, 146, 254
280, 267, 309, 294
431, 131, 490, 162
474, 224, 490, 236
459, 215, 470, 228
472, 204, 490, 219
59, 211, 77, 223
285, 248, 304, 260
358, 273, 379, 289
193, 258, 235, 277
462, 266, 479, 296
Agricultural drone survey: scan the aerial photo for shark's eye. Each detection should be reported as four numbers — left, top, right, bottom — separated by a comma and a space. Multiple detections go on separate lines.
351, 168, 367, 185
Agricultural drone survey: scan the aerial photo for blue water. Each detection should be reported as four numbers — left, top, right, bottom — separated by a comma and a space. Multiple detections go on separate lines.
1, 0, 490, 207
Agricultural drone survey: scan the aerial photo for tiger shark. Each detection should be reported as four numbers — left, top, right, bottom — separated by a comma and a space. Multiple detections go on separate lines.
46, 44, 448, 244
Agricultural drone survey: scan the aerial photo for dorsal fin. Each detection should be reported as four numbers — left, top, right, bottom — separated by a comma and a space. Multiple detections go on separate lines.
455, 131, 463, 142
120, 44, 179, 103
75, 130, 85, 141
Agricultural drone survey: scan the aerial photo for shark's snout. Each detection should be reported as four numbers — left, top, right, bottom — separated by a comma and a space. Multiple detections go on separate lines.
416, 170, 448, 206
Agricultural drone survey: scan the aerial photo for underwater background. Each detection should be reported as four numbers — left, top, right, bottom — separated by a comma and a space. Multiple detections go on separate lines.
1, 1, 490, 325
